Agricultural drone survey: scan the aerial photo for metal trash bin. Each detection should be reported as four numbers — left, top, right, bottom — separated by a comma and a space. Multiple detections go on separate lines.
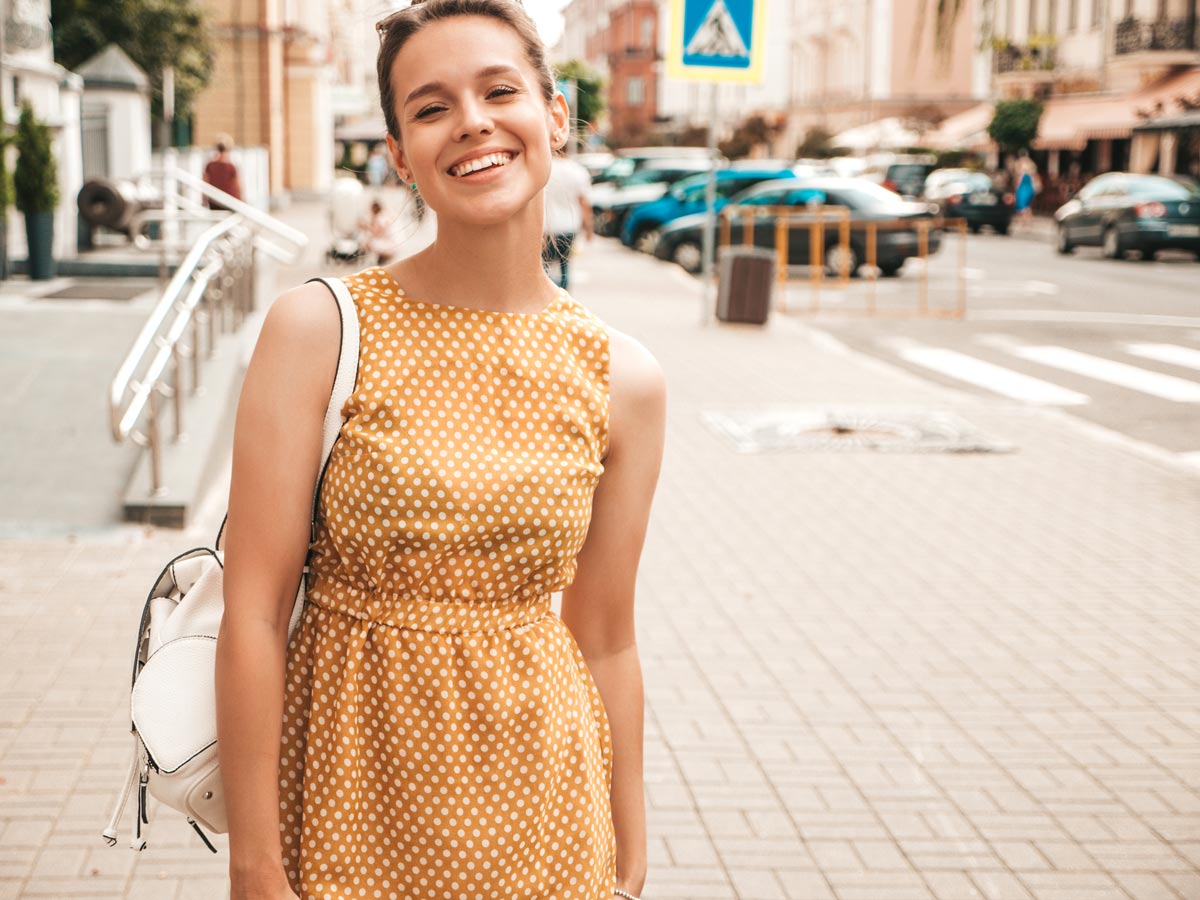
716, 246, 774, 324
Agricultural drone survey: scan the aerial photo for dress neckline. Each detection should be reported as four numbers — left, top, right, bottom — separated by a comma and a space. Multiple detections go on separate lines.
371, 265, 567, 319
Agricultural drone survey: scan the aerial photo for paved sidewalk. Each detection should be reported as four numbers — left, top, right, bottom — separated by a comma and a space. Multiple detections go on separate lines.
1, 208, 1197, 899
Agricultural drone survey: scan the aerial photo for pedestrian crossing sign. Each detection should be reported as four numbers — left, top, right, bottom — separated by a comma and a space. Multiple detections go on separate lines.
667, 0, 765, 83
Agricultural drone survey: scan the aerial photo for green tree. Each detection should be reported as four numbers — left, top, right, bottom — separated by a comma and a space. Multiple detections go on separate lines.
987, 99, 1043, 152
14, 102, 60, 214
719, 114, 780, 159
51, 0, 213, 140
0, 96, 12, 213
795, 126, 836, 159
553, 60, 605, 136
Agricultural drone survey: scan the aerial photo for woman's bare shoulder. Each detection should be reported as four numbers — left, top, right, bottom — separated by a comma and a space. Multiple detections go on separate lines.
242, 281, 343, 413
606, 326, 665, 400
604, 326, 666, 451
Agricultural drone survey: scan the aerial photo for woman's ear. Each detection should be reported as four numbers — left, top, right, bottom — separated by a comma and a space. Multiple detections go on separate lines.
386, 133, 412, 183
549, 92, 571, 150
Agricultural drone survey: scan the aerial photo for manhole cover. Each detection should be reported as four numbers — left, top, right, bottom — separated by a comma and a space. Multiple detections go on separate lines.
38, 281, 157, 301
702, 407, 1016, 454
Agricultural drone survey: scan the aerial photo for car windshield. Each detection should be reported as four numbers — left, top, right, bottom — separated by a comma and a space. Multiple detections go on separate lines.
670, 174, 708, 200
622, 169, 677, 187
944, 173, 995, 192
821, 182, 910, 210
601, 159, 635, 180
1125, 176, 1200, 200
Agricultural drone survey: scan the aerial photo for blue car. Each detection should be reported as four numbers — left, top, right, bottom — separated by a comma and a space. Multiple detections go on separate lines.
620, 168, 797, 252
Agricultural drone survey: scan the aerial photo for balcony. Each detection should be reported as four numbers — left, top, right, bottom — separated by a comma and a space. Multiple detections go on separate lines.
993, 42, 1057, 74
1114, 16, 1198, 54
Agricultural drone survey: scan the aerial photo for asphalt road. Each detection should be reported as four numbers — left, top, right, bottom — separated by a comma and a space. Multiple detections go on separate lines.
776, 229, 1200, 464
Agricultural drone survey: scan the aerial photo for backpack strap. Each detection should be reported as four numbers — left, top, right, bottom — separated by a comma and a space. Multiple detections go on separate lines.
304, 276, 361, 545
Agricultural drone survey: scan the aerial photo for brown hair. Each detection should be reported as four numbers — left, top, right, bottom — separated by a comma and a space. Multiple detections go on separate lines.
376, 0, 555, 142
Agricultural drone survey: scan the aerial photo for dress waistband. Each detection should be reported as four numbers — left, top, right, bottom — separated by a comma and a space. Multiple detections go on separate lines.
305, 577, 553, 635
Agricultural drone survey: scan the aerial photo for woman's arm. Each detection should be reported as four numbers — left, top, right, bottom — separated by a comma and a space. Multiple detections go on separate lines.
215, 283, 341, 898
561, 329, 667, 897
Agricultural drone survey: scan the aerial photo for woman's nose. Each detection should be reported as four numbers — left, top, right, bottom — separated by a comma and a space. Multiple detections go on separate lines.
455, 96, 494, 140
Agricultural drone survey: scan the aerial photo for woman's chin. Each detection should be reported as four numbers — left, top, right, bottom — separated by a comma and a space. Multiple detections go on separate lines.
432, 193, 539, 230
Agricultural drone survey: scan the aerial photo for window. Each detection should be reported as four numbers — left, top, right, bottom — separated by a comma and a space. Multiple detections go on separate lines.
626, 76, 645, 106
1091, 0, 1103, 28
640, 16, 654, 48
1069, 0, 1078, 31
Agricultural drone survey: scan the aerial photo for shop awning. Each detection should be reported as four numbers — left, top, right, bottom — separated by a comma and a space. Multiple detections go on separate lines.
1034, 66, 1200, 150
924, 103, 994, 151
1134, 110, 1200, 132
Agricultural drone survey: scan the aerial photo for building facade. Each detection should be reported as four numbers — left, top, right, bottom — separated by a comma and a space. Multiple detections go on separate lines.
192, 0, 335, 197
785, 0, 989, 146
985, 0, 1198, 187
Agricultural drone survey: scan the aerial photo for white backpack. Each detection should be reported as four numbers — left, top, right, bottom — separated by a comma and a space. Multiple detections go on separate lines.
102, 276, 360, 851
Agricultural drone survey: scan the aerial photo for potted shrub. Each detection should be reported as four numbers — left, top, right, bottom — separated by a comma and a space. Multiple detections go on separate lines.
14, 101, 59, 280
0, 97, 11, 280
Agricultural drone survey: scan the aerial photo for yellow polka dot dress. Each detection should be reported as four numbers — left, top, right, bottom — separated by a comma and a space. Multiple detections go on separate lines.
278, 267, 616, 899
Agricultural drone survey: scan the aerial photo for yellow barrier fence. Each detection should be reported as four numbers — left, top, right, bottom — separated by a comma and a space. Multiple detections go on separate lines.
716, 204, 970, 319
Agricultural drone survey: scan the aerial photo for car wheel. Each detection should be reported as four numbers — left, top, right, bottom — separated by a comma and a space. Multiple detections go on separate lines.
1056, 224, 1074, 255
878, 262, 902, 278
633, 225, 660, 254
824, 242, 860, 277
672, 240, 703, 274
1139, 248, 1157, 261
1102, 225, 1124, 260
996, 223, 1010, 236
969, 223, 981, 235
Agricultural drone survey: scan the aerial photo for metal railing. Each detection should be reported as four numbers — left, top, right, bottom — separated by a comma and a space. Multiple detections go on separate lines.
1115, 16, 1198, 54
717, 204, 969, 318
108, 170, 308, 498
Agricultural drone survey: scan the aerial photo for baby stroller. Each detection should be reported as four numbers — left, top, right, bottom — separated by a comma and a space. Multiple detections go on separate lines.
326, 176, 369, 264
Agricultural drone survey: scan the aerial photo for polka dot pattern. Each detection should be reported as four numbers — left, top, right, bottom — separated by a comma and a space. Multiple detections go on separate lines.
278, 267, 616, 899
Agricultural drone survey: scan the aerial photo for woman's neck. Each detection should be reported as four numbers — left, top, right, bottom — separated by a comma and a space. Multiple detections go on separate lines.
394, 205, 557, 313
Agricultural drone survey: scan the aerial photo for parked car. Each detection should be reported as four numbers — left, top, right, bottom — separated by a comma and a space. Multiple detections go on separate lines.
573, 151, 615, 179
654, 177, 942, 276
863, 154, 937, 199
619, 167, 797, 252
1055, 172, 1200, 260
592, 146, 717, 184
591, 160, 717, 237
924, 169, 1014, 234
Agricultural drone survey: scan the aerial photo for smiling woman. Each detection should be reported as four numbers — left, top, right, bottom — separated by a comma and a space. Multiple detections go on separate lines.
215, 1, 665, 899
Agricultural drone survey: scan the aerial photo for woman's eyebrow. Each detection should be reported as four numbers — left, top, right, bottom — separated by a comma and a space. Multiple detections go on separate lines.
404, 65, 524, 106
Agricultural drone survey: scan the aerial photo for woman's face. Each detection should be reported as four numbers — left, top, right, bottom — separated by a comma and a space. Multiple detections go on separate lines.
385, 16, 568, 228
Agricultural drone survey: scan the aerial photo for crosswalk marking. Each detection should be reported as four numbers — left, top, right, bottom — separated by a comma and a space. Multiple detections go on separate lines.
1124, 343, 1200, 372
1007, 345, 1200, 403
883, 340, 1089, 405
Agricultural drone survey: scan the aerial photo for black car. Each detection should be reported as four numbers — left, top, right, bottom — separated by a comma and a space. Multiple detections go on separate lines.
924, 169, 1013, 234
653, 177, 941, 276
1055, 172, 1200, 260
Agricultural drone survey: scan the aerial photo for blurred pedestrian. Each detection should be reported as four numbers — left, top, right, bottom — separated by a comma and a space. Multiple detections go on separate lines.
216, 4, 661, 900
202, 134, 242, 211
362, 198, 398, 264
366, 143, 390, 187
1014, 151, 1040, 222
541, 151, 592, 290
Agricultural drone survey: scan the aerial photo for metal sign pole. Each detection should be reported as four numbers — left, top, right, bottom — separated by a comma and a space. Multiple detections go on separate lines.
700, 83, 718, 325
162, 66, 178, 250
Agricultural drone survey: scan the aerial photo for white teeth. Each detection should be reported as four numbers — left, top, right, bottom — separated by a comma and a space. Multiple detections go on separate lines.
451, 152, 512, 177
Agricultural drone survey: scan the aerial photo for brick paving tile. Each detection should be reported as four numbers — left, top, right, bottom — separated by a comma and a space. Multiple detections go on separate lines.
3, 225, 1200, 899
1111, 872, 1186, 899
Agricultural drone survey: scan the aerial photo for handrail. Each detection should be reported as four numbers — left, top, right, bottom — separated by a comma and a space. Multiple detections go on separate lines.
167, 167, 309, 259
109, 166, 312, 501
108, 211, 259, 498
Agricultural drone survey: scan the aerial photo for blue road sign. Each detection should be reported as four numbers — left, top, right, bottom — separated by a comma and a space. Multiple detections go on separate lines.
667, 0, 765, 83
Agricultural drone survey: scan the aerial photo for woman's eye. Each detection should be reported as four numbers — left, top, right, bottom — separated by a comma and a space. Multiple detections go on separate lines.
414, 104, 446, 119
487, 85, 518, 99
